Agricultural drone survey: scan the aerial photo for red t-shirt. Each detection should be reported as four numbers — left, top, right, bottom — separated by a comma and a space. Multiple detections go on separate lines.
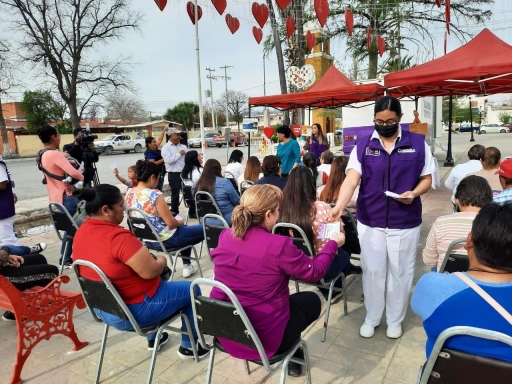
73, 218, 160, 304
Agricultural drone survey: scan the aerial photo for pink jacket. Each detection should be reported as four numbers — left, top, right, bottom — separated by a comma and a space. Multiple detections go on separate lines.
41, 150, 83, 203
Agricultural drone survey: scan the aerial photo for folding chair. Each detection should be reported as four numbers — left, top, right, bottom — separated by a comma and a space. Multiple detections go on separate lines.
195, 191, 224, 258
190, 278, 312, 384
438, 238, 468, 273
49, 203, 79, 275
126, 208, 202, 281
341, 208, 361, 260
73, 260, 199, 384
181, 177, 195, 224
239, 180, 254, 196
272, 223, 348, 342
223, 171, 239, 194
417, 326, 512, 384
202, 214, 229, 259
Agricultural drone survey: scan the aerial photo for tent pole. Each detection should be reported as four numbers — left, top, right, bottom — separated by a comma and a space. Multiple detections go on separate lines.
469, 97, 475, 142
444, 94, 455, 167
248, 105, 251, 158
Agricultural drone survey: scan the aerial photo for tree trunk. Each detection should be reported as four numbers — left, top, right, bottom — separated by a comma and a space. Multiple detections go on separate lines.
267, 0, 290, 125
68, 98, 81, 130
367, 16, 378, 79
0, 94, 11, 158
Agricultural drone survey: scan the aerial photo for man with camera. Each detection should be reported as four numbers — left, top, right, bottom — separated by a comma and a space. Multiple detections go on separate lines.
63, 128, 99, 187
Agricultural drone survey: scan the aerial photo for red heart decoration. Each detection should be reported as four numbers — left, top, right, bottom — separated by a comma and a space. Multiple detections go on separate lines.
286, 16, 295, 39
444, 31, 447, 55
435, 0, 441, 8
275, 0, 292, 10
252, 3, 269, 29
263, 127, 274, 139
306, 30, 315, 51
367, 26, 371, 51
212, 0, 227, 15
314, 0, 330, 28
377, 36, 385, 57
187, 2, 202, 25
225, 14, 240, 34
345, 9, 354, 36
446, 0, 451, 34
253, 26, 263, 44
154, 0, 167, 11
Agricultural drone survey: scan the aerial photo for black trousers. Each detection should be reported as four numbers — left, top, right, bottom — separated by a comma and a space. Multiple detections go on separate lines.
0, 254, 58, 291
168, 172, 182, 215
275, 291, 321, 355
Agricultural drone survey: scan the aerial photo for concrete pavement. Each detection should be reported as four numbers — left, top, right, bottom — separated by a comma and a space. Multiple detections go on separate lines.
1, 131, 512, 383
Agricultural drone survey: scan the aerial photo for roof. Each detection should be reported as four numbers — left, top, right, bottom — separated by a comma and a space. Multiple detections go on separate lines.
119, 120, 183, 128
249, 66, 385, 110
385, 29, 512, 97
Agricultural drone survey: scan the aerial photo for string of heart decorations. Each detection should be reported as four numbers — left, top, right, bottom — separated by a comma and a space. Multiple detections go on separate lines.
153, 0, 451, 56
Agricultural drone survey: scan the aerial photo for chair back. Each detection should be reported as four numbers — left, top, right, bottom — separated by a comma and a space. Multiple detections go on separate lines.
72, 260, 145, 334
272, 223, 313, 257
419, 326, 512, 384
126, 208, 167, 252
223, 171, 240, 194
195, 191, 222, 221
438, 238, 468, 273
181, 177, 194, 208
203, 214, 229, 256
341, 208, 361, 255
239, 180, 254, 196
48, 203, 79, 240
190, 278, 272, 368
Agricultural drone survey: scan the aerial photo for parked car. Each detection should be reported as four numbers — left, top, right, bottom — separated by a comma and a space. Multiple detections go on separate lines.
456, 123, 479, 132
500, 123, 512, 132
214, 131, 249, 147
95, 134, 145, 155
479, 124, 508, 134
187, 132, 221, 148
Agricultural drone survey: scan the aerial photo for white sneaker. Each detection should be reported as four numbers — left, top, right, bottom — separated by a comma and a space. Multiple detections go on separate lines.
182, 264, 197, 278
29, 243, 47, 254
359, 323, 376, 338
386, 325, 402, 339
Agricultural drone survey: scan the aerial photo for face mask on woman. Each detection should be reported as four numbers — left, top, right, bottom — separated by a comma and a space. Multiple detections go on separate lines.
375, 122, 399, 138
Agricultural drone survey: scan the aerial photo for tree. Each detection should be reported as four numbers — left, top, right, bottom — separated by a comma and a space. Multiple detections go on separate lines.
329, 0, 493, 78
20, 90, 67, 132
0, 0, 143, 130
215, 91, 248, 128
0, 41, 18, 157
163, 102, 199, 129
498, 111, 512, 125
106, 92, 147, 123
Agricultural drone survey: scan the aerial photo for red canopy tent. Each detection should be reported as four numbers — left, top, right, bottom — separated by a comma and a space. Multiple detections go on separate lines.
249, 66, 384, 110
385, 29, 512, 97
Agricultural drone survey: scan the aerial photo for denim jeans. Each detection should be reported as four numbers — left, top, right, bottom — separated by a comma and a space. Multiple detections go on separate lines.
60, 194, 78, 264
145, 224, 204, 266
318, 247, 352, 298
94, 280, 201, 347
5, 244, 31, 256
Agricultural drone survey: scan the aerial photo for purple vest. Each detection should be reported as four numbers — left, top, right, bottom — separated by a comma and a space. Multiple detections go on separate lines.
356, 131, 425, 229
307, 137, 328, 165
0, 161, 15, 220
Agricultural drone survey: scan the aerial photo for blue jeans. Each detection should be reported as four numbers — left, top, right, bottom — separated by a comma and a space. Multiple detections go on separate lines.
157, 174, 165, 192
6, 244, 31, 256
145, 224, 204, 266
95, 280, 201, 347
60, 194, 78, 264
318, 247, 352, 298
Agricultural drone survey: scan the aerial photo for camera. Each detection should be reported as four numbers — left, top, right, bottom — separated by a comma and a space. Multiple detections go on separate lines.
76, 128, 98, 147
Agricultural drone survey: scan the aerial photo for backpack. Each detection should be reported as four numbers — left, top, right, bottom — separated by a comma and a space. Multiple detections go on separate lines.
36, 149, 66, 185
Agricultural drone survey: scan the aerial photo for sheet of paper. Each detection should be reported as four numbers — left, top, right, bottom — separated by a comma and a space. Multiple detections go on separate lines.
109, 161, 118, 172
385, 191, 413, 199
77, 161, 85, 174
318, 222, 341, 239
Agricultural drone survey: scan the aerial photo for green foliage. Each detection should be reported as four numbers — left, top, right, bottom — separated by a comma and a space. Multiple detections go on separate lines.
20, 90, 67, 132
270, 123, 281, 143
498, 111, 512, 124
163, 102, 199, 129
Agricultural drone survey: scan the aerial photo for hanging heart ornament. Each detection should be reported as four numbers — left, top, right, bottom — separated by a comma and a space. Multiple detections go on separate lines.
263, 127, 274, 140
314, 0, 330, 28
286, 16, 295, 39
275, 0, 293, 10
345, 9, 354, 36
186, 2, 202, 25
225, 14, 240, 34
252, 3, 269, 28
306, 30, 316, 51
211, 0, 227, 15
253, 26, 263, 44
286, 65, 316, 90
154, 0, 167, 11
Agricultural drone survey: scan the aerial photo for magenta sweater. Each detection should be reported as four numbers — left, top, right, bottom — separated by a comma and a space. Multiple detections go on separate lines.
210, 226, 336, 360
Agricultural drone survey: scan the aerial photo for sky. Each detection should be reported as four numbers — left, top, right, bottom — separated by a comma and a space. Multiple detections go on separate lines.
2, 0, 512, 115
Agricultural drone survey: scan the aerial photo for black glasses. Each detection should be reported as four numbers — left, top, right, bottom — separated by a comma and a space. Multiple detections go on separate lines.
373, 118, 399, 126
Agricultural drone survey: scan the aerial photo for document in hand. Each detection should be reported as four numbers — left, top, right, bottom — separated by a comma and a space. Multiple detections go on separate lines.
385, 190, 413, 199
318, 222, 341, 239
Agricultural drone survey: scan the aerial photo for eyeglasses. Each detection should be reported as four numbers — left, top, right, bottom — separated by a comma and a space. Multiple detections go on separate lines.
373, 119, 399, 126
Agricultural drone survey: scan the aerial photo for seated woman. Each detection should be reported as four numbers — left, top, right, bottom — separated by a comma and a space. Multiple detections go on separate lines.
181, 151, 203, 219
237, 156, 262, 188
0, 247, 58, 321
278, 167, 360, 303
318, 156, 359, 214
422, 175, 493, 271
126, 161, 204, 278
302, 152, 326, 188
194, 159, 240, 226
210, 185, 344, 377
73, 185, 208, 358
225, 149, 245, 181
255, 155, 287, 190
412, 202, 512, 363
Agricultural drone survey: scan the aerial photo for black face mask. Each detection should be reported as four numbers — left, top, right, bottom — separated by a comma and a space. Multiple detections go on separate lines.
375, 123, 399, 138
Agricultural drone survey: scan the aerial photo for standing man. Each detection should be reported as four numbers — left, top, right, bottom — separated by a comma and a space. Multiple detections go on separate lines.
162, 126, 188, 216
63, 128, 99, 187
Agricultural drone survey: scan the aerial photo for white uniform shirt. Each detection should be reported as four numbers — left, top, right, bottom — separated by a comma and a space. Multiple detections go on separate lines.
161, 142, 189, 172
225, 162, 245, 180
317, 163, 332, 176
347, 127, 436, 178
445, 160, 483, 203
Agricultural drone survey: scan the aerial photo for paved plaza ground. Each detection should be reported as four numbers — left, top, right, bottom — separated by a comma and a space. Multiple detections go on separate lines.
1, 132, 511, 383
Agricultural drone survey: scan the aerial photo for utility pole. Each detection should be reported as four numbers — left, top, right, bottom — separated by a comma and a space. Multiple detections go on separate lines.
219, 65, 233, 130
236, 100, 240, 132
206, 67, 217, 132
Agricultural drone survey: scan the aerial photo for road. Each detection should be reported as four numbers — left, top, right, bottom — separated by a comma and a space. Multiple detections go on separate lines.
5, 143, 261, 201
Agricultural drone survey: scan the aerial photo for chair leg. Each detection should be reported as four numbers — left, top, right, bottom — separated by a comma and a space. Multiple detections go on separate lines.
170, 252, 179, 282
301, 342, 312, 384
191, 247, 203, 278
147, 328, 164, 384
199, 241, 204, 260
243, 360, 250, 375
181, 313, 199, 362
95, 324, 110, 384
341, 273, 348, 316
322, 280, 336, 342
205, 347, 216, 384
59, 240, 70, 275
295, 281, 300, 293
